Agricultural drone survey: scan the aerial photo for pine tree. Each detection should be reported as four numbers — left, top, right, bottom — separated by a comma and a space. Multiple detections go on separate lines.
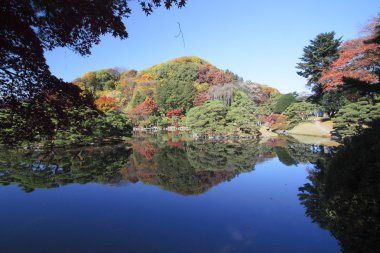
296, 32, 341, 101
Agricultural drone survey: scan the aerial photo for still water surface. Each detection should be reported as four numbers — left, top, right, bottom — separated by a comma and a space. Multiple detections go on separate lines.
0, 133, 341, 253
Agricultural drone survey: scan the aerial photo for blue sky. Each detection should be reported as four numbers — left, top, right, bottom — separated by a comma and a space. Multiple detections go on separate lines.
45, 0, 379, 93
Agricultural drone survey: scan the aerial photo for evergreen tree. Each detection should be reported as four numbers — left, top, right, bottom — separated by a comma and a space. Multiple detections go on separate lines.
273, 93, 298, 113
333, 98, 380, 138
186, 101, 227, 135
296, 32, 341, 101
283, 101, 318, 126
321, 90, 347, 117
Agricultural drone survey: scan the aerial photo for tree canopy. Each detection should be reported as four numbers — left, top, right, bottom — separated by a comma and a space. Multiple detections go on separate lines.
0, 0, 187, 145
1, 0, 186, 102
296, 32, 341, 101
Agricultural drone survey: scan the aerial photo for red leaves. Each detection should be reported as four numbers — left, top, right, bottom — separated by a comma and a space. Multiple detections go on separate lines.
129, 139, 157, 160
167, 139, 184, 149
167, 108, 183, 117
128, 96, 157, 122
264, 114, 288, 128
193, 91, 209, 107
95, 96, 119, 112
197, 64, 232, 85
321, 16, 380, 91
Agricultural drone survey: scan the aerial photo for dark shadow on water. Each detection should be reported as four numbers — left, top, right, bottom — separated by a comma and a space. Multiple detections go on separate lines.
299, 121, 380, 253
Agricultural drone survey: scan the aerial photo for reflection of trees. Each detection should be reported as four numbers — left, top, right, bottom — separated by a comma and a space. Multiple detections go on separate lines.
285, 137, 329, 164
124, 144, 239, 195
0, 133, 336, 195
0, 145, 131, 192
123, 139, 277, 195
155, 147, 232, 195
264, 136, 331, 166
187, 141, 272, 172
298, 124, 380, 253
274, 147, 298, 166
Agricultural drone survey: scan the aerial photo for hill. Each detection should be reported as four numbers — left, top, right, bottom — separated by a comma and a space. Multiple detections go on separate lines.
72, 56, 281, 136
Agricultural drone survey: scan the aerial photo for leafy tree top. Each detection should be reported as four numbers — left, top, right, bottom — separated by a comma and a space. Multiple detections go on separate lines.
296, 32, 342, 100
273, 93, 298, 113
1, 0, 186, 101
320, 15, 380, 91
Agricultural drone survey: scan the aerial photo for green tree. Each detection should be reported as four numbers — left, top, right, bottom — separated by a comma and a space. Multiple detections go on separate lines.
274, 93, 298, 113
153, 61, 198, 112
93, 111, 132, 139
296, 32, 341, 101
225, 91, 260, 134
1, 0, 186, 144
333, 98, 380, 138
130, 91, 147, 109
186, 101, 227, 135
321, 90, 347, 117
74, 69, 121, 95
284, 101, 317, 126
156, 80, 196, 112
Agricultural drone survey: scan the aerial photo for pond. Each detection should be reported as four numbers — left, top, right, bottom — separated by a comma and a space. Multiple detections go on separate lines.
0, 133, 374, 253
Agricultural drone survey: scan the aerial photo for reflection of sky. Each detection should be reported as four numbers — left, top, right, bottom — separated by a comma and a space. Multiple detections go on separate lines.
0, 157, 340, 253
30, 162, 64, 173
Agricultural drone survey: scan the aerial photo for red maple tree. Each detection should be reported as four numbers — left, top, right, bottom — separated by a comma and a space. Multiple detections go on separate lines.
128, 96, 157, 122
321, 16, 380, 91
193, 91, 209, 106
167, 108, 183, 117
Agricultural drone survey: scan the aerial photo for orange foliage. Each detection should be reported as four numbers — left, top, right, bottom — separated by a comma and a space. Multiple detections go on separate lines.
197, 64, 232, 85
321, 16, 380, 91
193, 91, 209, 106
167, 108, 183, 117
128, 96, 157, 122
95, 96, 119, 111
129, 139, 157, 160
135, 73, 154, 83
167, 139, 184, 149
264, 114, 288, 128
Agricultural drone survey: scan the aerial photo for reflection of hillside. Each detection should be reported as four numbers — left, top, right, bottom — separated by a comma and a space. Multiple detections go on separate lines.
121, 139, 279, 195
263, 137, 332, 166
0, 145, 131, 192
0, 134, 332, 194
122, 146, 238, 195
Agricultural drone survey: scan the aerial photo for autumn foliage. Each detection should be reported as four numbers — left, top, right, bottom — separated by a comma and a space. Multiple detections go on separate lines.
135, 73, 154, 83
167, 108, 183, 117
264, 114, 288, 129
167, 139, 184, 149
193, 91, 209, 106
128, 96, 157, 122
129, 139, 157, 160
95, 96, 119, 112
321, 16, 380, 91
197, 65, 232, 85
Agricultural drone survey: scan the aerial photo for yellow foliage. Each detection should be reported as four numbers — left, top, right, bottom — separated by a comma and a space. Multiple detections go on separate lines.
96, 90, 119, 97
170, 56, 209, 65
194, 82, 209, 92
136, 73, 154, 83
82, 71, 95, 80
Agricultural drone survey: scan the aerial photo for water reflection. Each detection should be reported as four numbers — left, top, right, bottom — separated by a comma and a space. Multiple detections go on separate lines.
0, 133, 329, 195
298, 125, 380, 253
2, 133, 367, 252
0, 145, 131, 192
